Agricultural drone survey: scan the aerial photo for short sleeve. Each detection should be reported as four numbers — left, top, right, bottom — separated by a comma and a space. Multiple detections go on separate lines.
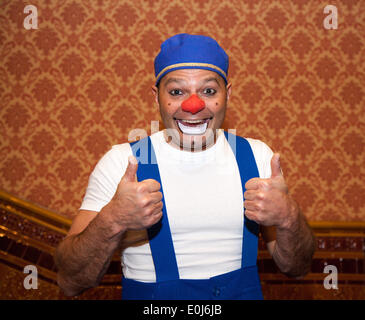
246, 138, 274, 179
79, 143, 133, 212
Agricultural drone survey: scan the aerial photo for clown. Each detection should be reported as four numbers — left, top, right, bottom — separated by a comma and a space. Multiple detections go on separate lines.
55, 34, 316, 300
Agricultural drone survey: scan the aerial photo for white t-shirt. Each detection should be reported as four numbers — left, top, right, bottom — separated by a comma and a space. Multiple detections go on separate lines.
80, 130, 273, 282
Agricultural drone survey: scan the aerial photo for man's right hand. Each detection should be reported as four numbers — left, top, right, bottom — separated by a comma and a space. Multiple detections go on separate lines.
55, 156, 163, 296
107, 155, 163, 231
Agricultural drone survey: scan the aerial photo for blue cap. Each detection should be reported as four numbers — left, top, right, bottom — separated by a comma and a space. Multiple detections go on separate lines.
154, 33, 229, 85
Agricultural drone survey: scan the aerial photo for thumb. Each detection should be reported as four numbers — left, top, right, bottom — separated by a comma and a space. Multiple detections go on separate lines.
270, 153, 282, 178
122, 155, 138, 182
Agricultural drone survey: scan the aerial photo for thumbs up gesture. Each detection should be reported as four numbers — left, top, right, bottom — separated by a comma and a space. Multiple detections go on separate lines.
107, 155, 163, 231
244, 154, 298, 229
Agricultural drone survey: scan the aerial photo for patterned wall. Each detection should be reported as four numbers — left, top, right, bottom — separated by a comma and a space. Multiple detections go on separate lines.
0, 0, 364, 221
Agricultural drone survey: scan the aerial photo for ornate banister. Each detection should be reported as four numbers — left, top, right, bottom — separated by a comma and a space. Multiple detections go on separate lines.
0, 189, 364, 299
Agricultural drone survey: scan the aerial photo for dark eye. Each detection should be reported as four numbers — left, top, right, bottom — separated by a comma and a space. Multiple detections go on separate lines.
169, 89, 183, 96
203, 88, 216, 95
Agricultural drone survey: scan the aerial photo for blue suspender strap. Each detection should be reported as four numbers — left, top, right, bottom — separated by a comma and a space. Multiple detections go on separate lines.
130, 137, 179, 282
130, 133, 259, 281
224, 131, 260, 268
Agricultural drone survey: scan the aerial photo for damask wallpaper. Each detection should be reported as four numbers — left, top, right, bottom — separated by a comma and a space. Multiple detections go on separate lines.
0, 0, 364, 222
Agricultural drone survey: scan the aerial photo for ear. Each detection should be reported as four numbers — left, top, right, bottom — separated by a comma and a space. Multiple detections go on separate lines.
151, 85, 159, 104
226, 82, 232, 100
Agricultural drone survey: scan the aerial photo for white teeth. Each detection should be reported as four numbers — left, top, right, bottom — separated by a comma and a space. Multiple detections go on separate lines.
177, 121, 208, 135
183, 120, 204, 124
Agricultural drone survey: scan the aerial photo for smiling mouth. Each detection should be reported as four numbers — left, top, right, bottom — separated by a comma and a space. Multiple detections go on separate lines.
175, 118, 211, 135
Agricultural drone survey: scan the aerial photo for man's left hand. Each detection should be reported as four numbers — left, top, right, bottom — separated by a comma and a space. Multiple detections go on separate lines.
243, 154, 298, 230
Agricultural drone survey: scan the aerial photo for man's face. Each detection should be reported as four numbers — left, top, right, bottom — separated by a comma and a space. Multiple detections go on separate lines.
152, 69, 232, 151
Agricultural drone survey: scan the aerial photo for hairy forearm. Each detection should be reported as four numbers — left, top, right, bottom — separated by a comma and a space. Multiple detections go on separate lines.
272, 200, 316, 277
54, 207, 125, 296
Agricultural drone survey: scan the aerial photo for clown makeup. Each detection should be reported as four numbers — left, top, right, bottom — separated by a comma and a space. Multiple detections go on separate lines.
153, 69, 231, 152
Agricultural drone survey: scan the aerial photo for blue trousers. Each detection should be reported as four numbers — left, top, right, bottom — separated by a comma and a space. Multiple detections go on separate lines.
122, 266, 263, 300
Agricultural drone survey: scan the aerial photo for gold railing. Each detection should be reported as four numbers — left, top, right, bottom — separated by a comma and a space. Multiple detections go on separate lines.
0, 189, 72, 235
0, 189, 120, 288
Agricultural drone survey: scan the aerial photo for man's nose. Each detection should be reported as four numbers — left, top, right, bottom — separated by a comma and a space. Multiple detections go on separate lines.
181, 94, 206, 114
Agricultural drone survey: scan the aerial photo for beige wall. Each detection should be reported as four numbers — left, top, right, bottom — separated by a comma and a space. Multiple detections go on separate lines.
0, 0, 364, 221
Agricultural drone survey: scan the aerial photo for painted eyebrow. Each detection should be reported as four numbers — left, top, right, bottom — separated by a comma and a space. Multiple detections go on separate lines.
164, 77, 221, 87
201, 77, 221, 87
164, 78, 187, 86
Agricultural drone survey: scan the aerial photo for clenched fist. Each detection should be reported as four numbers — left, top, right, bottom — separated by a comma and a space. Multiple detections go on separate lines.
243, 153, 299, 230
107, 155, 163, 231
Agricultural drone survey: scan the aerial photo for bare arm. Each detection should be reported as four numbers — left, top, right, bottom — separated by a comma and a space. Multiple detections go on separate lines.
54, 208, 125, 296
260, 225, 276, 255
271, 201, 315, 277
54, 156, 163, 296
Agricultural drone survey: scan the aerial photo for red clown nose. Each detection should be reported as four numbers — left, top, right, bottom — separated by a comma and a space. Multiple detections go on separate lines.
181, 94, 206, 114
